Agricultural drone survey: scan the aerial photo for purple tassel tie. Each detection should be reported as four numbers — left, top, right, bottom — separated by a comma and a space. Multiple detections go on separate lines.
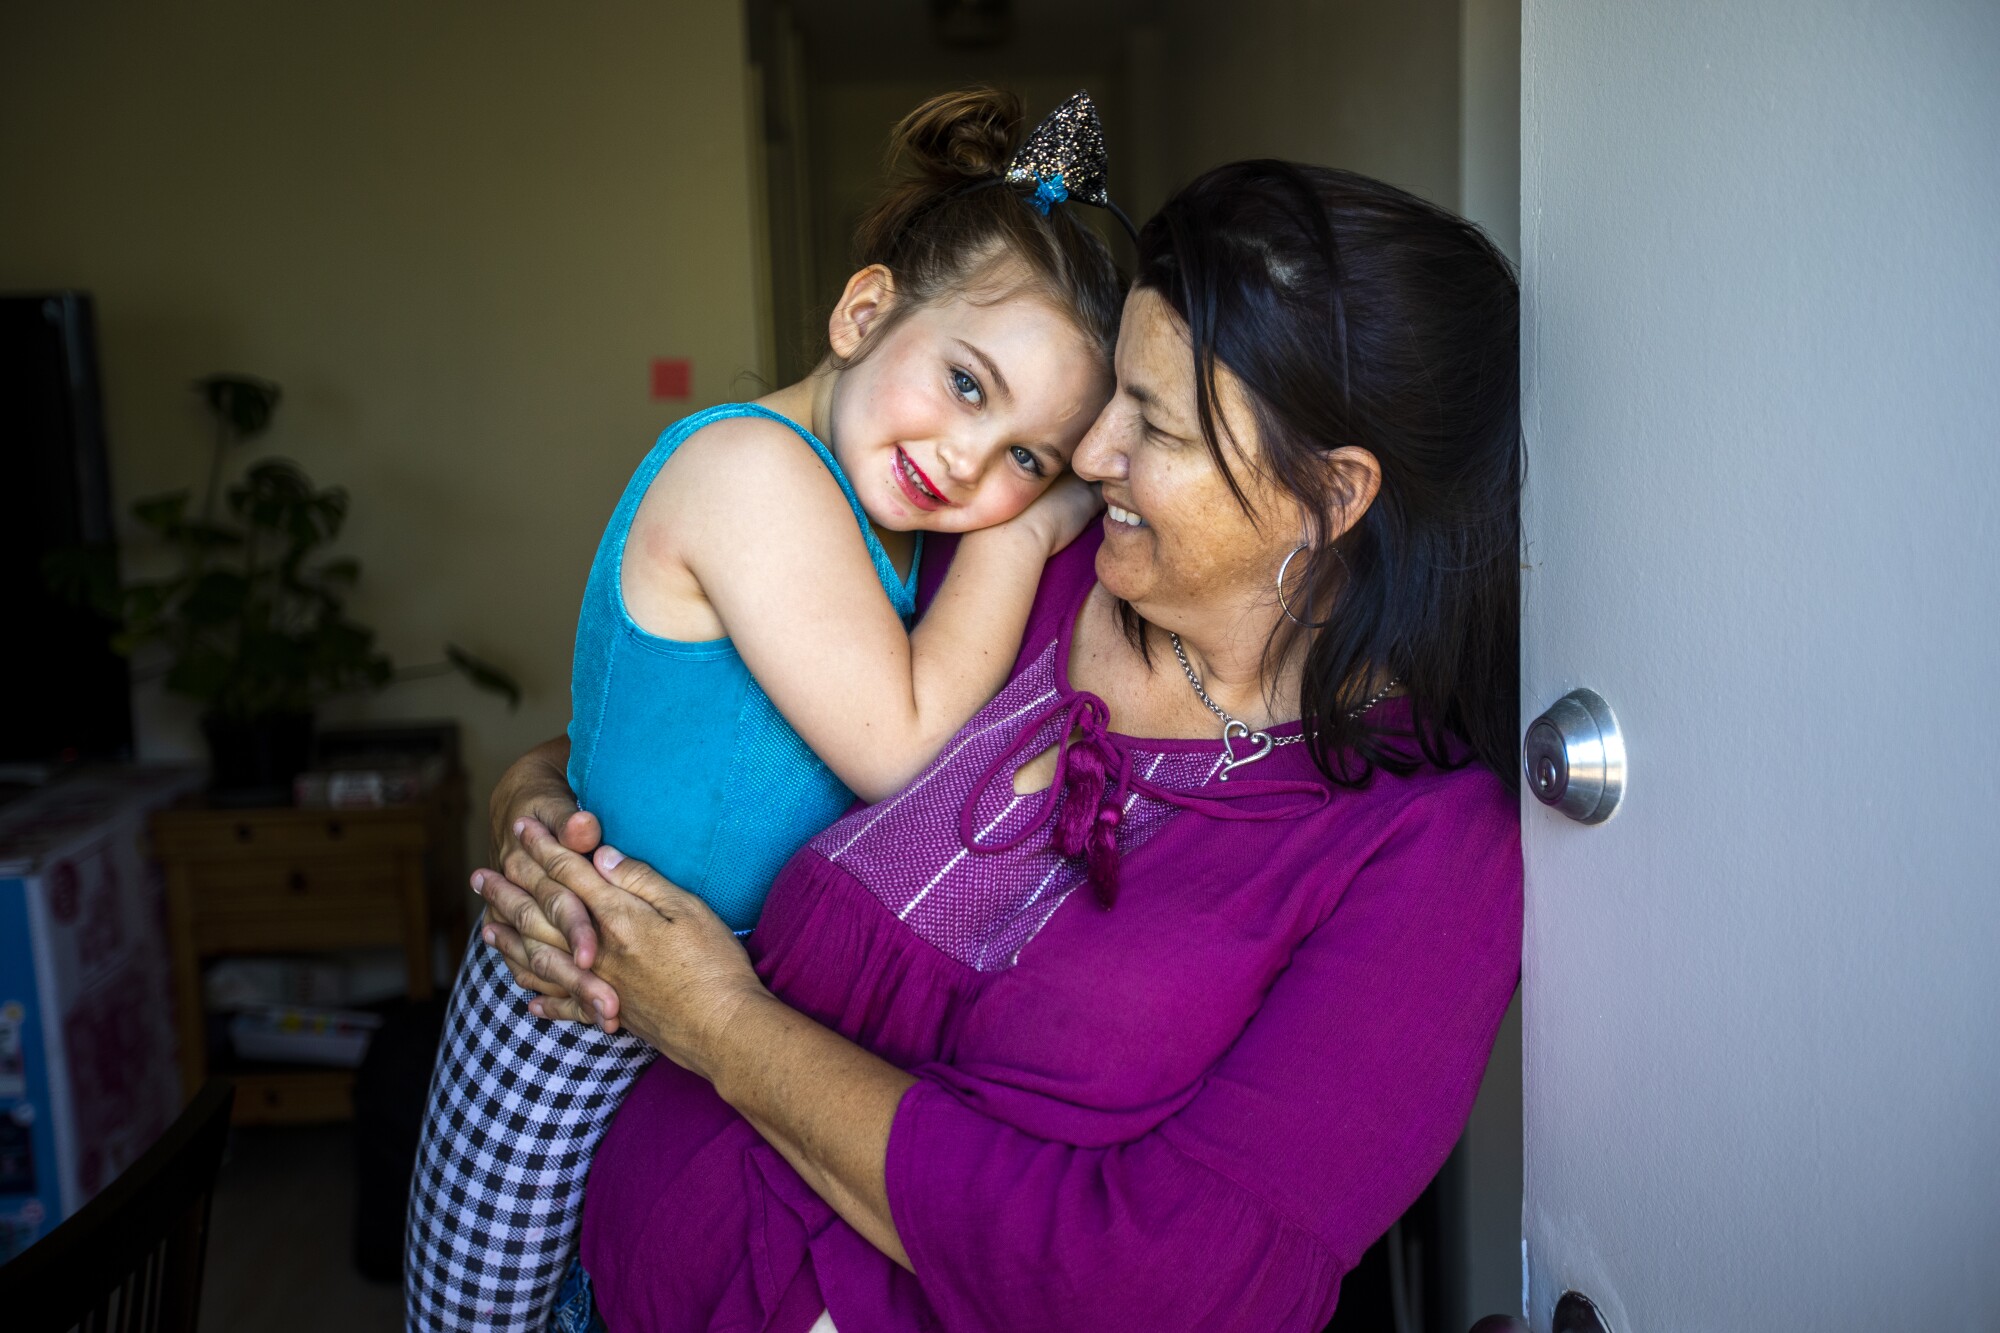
957, 686, 1331, 915
1052, 725, 1125, 907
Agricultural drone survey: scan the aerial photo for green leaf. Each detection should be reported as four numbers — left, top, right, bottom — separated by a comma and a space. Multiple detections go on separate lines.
181, 570, 251, 626
165, 645, 235, 705
287, 504, 326, 552
133, 492, 191, 535
446, 643, 523, 710
313, 616, 376, 661
121, 577, 176, 618
228, 460, 350, 563
316, 558, 361, 586
231, 459, 308, 525
234, 629, 311, 705
195, 374, 282, 441
311, 489, 349, 542
179, 521, 245, 552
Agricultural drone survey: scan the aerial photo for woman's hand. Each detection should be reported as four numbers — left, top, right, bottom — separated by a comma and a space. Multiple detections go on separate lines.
476, 822, 765, 1073
479, 737, 620, 1020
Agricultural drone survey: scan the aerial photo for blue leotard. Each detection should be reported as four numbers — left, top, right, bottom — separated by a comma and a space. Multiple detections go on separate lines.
566, 403, 919, 931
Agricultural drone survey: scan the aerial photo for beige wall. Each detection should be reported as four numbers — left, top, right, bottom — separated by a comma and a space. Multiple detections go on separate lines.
1158, 0, 1463, 208
0, 2, 765, 857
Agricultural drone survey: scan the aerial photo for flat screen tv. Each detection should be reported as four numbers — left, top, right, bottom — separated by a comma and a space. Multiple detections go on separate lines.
1, 292, 134, 768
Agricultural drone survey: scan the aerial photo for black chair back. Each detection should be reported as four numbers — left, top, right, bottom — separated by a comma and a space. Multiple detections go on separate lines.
0, 1079, 235, 1333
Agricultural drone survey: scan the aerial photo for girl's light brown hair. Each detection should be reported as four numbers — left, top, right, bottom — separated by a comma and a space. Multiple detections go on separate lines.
841, 88, 1125, 363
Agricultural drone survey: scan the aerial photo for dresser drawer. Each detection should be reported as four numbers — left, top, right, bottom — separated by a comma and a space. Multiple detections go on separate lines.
185, 855, 410, 950
230, 1070, 356, 1125
156, 810, 426, 861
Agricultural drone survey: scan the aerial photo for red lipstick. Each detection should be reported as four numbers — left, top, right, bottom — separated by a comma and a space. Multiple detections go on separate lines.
892, 446, 950, 511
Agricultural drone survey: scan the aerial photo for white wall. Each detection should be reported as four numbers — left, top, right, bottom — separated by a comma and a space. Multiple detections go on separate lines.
0, 2, 767, 860
1521, 0, 2000, 1326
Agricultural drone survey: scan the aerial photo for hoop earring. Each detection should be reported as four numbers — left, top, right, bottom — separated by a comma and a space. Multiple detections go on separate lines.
1276, 543, 1339, 628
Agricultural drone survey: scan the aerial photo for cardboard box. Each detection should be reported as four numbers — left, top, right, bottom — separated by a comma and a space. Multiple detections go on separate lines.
0, 766, 200, 1259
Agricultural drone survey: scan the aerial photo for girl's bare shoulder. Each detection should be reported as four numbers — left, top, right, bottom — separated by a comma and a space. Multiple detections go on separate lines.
670, 411, 837, 481
640, 412, 848, 532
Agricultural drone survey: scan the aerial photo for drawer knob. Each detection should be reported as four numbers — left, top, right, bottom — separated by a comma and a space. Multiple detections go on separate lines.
287, 870, 309, 894
235, 823, 254, 843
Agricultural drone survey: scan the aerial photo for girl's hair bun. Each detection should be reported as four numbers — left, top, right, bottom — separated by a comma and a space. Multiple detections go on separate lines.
844, 87, 1124, 371
888, 86, 1023, 183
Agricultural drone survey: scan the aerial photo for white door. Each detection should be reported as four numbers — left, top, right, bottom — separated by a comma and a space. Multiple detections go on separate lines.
1518, 3, 2000, 1330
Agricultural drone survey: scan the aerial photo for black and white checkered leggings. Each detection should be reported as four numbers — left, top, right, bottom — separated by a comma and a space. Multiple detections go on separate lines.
405, 929, 655, 1332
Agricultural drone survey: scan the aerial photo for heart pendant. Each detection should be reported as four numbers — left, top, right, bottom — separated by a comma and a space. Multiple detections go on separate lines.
1219, 719, 1273, 781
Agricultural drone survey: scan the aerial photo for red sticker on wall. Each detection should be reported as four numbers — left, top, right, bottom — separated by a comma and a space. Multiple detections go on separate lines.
650, 358, 692, 400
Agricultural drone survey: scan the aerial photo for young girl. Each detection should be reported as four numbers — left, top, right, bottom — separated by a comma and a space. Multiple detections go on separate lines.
407, 89, 1130, 1332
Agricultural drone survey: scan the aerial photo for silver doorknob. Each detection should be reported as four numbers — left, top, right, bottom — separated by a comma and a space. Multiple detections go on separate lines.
1523, 688, 1625, 823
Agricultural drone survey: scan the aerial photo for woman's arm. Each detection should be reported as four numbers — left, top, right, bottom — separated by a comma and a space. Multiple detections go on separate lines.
478, 824, 916, 1267
689, 985, 916, 1269
656, 418, 1095, 802
491, 791, 1520, 1330
874, 793, 1523, 1331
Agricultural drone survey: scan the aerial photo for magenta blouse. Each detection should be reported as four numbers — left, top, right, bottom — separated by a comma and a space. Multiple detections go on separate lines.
578, 531, 1522, 1332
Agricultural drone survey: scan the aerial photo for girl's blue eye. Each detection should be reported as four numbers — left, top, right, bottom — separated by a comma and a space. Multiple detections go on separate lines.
950, 367, 983, 405
1009, 444, 1045, 477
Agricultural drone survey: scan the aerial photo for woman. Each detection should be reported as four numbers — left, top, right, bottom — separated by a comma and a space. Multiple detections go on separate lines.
465, 160, 1521, 1332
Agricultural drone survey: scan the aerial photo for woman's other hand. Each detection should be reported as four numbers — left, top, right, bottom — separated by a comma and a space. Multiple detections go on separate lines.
478, 821, 764, 1074
472, 861, 624, 1029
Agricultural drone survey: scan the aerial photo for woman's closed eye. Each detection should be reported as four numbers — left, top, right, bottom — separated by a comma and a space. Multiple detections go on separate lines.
949, 366, 984, 407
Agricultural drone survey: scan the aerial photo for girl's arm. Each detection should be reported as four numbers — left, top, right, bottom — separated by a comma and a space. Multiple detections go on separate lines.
653, 418, 1094, 802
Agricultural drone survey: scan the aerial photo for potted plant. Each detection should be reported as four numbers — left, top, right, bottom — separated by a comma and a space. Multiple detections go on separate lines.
57, 374, 519, 802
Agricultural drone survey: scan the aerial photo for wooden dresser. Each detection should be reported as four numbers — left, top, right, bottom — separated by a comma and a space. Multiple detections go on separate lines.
154, 782, 466, 1124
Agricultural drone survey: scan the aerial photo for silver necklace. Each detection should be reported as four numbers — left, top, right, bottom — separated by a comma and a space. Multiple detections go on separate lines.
1168, 631, 1398, 780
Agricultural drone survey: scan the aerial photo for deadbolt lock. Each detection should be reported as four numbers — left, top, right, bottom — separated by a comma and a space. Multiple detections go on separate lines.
1523, 688, 1625, 824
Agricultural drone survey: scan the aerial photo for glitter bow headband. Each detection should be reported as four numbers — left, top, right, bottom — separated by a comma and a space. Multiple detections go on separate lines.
971, 90, 1138, 240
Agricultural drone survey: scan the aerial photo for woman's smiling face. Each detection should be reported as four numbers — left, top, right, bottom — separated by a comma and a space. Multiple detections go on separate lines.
826, 266, 1111, 534
1072, 287, 1312, 631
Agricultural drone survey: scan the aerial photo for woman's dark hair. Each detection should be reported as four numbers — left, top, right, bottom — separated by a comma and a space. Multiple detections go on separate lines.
842, 88, 1125, 363
1135, 160, 1521, 789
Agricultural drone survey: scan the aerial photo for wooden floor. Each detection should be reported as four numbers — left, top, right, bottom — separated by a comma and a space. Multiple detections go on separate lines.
200, 1124, 403, 1333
